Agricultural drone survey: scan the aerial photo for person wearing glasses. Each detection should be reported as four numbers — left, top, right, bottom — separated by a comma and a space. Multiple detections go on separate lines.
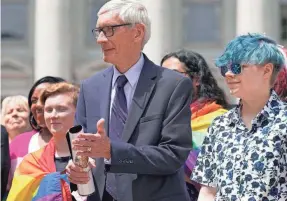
161, 49, 228, 201
191, 33, 287, 201
66, 1, 193, 201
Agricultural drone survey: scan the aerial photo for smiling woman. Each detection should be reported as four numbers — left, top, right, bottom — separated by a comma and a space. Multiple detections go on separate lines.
1, 95, 31, 142
215, 34, 284, 98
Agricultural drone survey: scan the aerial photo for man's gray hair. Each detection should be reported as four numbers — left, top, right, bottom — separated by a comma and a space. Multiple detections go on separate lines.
98, 0, 151, 47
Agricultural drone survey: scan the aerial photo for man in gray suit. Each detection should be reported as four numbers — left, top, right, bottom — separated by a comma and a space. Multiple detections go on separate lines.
66, 1, 193, 201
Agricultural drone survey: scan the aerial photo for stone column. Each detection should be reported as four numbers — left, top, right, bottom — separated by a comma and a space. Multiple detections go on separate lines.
236, 0, 280, 41
141, 0, 182, 65
222, 0, 236, 44
34, 0, 71, 81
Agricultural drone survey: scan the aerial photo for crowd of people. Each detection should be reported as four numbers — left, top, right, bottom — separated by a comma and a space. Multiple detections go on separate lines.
1, 0, 287, 201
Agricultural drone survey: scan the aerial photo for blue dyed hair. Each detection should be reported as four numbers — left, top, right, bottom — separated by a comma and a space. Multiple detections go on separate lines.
215, 33, 285, 74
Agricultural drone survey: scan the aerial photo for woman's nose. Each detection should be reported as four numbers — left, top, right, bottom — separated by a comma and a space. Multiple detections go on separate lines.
35, 104, 43, 113
11, 110, 18, 117
225, 70, 236, 78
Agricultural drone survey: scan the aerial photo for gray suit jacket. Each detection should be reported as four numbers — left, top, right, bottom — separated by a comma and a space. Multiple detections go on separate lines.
76, 55, 193, 201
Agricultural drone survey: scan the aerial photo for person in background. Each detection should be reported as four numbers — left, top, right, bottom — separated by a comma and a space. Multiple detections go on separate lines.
274, 67, 287, 102
191, 33, 287, 201
1, 95, 31, 142
8, 76, 65, 192
274, 47, 287, 102
1, 125, 10, 200
161, 49, 228, 200
7, 82, 95, 201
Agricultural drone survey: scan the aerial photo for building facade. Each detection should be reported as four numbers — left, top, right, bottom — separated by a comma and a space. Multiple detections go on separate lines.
1, 0, 285, 103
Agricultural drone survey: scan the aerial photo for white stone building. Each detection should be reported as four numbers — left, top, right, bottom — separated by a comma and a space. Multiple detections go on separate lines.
1, 0, 286, 103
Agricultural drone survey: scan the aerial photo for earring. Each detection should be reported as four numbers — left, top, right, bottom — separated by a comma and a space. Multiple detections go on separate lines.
30, 115, 41, 130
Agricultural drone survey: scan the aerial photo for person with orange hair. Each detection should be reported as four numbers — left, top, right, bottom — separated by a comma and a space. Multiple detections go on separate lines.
8, 82, 96, 201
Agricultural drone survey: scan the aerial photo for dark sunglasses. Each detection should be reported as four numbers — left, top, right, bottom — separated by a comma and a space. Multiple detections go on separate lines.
220, 63, 242, 77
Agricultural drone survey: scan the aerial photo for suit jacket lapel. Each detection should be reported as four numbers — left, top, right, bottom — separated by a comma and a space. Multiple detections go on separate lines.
100, 67, 113, 135
122, 57, 158, 142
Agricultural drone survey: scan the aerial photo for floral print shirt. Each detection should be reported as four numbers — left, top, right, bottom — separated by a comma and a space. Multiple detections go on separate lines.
191, 91, 287, 201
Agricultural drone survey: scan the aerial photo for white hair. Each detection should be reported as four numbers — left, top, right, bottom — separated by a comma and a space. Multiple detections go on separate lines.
98, 0, 151, 47
1, 95, 29, 124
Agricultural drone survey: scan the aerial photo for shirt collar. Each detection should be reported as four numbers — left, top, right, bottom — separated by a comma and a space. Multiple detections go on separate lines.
228, 90, 284, 126
112, 53, 144, 88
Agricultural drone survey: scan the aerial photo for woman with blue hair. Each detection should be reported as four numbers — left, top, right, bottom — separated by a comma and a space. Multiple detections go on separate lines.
191, 33, 287, 201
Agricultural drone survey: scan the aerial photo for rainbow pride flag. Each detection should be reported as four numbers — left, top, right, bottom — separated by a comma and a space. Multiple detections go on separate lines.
185, 102, 227, 178
7, 139, 72, 201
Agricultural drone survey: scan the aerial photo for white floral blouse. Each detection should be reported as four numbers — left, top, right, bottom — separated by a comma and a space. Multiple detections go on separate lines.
191, 91, 287, 201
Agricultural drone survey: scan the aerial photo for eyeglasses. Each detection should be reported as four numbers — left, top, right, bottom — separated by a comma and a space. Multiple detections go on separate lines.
92, 23, 132, 39
220, 63, 242, 77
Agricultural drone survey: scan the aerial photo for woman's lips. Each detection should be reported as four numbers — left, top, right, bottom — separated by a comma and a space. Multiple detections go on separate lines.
11, 121, 22, 124
50, 122, 61, 125
227, 81, 240, 84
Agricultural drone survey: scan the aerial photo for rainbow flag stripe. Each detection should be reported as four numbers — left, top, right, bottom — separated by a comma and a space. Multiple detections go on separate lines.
7, 139, 72, 201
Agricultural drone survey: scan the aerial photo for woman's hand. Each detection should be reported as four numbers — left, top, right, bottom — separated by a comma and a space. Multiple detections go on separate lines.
198, 185, 216, 201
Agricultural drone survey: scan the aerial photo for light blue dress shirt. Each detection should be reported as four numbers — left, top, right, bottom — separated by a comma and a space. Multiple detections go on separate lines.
110, 53, 144, 115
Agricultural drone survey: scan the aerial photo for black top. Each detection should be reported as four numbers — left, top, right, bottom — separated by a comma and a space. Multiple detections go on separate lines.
54, 156, 98, 201
54, 156, 77, 201
55, 156, 71, 172
1, 125, 10, 199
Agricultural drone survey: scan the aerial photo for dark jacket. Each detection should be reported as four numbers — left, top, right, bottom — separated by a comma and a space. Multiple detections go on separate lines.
1, 125, 10, 199
76, 55, 193, 201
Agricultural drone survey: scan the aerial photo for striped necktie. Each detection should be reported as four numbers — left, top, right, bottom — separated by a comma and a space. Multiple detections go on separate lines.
106, 75, 128, 199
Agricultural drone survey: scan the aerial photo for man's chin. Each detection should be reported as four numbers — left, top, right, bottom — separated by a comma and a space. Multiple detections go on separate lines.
102, 55, 114, 64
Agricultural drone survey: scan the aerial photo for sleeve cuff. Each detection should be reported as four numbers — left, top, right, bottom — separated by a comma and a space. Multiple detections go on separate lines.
104, 158, 111, 164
